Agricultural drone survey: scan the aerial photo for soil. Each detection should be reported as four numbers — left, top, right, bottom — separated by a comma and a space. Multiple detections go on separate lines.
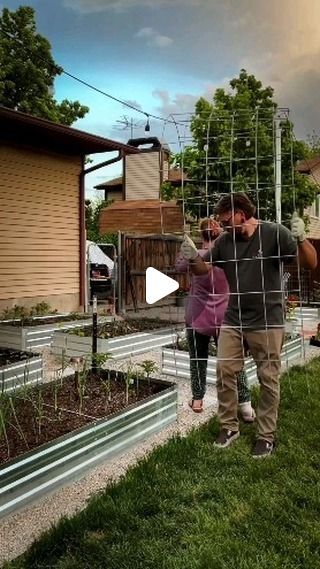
0, 370, 170, 465
70, 318, 178, 339
1, 313, 91, 327
0, 348, 36, 367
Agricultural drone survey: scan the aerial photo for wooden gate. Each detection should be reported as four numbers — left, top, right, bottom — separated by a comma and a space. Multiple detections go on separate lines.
119, 233, 189, 310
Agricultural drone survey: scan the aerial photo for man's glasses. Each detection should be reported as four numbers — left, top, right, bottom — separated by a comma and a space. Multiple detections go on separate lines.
219, 214, 233, 229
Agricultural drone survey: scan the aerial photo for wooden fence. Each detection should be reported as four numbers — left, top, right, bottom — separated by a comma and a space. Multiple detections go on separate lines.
118, 234, 320, 311
119, 233, 190, 310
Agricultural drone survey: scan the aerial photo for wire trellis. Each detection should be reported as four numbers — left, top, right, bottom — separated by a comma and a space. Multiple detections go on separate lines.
160, 108, 311, 403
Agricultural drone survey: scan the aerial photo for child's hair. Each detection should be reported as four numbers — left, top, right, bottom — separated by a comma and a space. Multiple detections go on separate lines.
215, 192, 256, 220
199, 218, 215, 242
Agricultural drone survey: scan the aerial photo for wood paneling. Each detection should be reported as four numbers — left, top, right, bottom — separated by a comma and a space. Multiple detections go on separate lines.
99, 200, 184, 234
0, 145, 82, 307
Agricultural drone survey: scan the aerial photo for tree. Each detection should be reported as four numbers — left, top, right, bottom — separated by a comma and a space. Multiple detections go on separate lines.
305, 131, 320, 158
85, 199, 118, 247
170, 70, 319, 223
0, 6, 89, 125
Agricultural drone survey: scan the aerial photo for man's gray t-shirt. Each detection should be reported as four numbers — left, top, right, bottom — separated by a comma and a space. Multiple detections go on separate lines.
204, 222, 297, 329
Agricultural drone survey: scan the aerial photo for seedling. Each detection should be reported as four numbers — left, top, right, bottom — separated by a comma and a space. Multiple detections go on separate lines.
138, 360, 158, 387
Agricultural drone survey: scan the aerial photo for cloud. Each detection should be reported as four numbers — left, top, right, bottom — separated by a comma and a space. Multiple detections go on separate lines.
64, 0, 200, 13
135, 27, 173, 48
63, 0, 320, 137
152, 79, 230, 119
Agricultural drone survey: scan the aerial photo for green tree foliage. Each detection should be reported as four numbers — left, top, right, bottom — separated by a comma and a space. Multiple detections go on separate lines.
85, 199, 118, 247
305, 131, 320, 158
0, 6, 89, 125
170, 70, 318, 223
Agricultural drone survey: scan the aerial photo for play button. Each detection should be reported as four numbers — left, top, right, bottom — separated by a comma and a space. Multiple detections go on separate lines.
146, 267, 179, 305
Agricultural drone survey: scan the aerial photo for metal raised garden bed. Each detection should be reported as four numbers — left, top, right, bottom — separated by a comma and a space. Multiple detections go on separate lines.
52, 326, 182, 360
0, 351, 43, 393
0, 379, 177, 519
0, 315, 111, 351
161, 335, 304, 385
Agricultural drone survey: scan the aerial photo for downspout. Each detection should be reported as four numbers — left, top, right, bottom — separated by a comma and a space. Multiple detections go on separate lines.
80, 156, 86, 311
81, 150, 125, 312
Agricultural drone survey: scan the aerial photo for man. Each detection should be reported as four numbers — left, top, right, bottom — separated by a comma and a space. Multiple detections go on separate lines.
175, 217, 255, 421
180, 193, 317, 458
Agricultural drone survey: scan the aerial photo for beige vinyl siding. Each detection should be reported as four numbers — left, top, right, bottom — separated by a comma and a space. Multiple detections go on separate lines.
0, 145, 81, 311
125, 152, 160, 200
162, 154, 169, 181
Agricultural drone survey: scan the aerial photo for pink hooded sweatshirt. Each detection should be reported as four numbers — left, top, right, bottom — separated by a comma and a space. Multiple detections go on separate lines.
175, 249, 229, 337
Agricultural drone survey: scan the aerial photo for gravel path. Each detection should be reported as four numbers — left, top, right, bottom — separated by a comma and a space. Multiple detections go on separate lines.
0, 343, 319, 566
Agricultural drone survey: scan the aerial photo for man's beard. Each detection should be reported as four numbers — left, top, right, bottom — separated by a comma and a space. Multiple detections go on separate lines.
227, 226, 250, 241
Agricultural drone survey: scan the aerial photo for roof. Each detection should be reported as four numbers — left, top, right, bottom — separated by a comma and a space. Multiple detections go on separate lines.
0, 106, 140, 156
297, 156, 320, 174
95, 176, 123, 190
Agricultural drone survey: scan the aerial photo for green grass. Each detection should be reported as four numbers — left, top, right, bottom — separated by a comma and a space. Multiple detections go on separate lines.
5, 359, 320, 569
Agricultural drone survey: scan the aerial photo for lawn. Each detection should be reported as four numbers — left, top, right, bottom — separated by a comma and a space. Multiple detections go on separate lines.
5, 358, 320, 569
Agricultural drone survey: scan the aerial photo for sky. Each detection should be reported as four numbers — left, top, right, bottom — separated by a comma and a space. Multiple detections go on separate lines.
4, 0, 320, 197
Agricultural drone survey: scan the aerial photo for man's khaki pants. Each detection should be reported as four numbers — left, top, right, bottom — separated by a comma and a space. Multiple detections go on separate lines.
216, 327, 284, 442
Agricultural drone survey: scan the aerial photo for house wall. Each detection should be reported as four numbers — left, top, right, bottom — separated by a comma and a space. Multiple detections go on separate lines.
0, 145, 82, 313
304, 165, 320, 222
125, 152, 161, 200
106, 190, 123, 202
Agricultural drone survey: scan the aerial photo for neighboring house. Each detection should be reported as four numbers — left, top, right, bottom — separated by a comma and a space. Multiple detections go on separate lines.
95, 176, 123, 202
96, 137, 185, 234
297, 156, 320, 239
0, 106, 138, 313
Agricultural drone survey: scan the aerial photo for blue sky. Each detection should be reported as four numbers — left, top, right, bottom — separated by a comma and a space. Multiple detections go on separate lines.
4, 0, 320, 196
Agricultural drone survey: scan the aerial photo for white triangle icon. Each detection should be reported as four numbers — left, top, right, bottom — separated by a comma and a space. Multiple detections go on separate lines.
146, 267, 179, 305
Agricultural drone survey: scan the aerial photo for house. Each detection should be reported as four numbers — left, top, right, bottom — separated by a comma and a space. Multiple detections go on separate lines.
95, 137, 185, 234
0, 106, 138, 313
297, 156, 320, 239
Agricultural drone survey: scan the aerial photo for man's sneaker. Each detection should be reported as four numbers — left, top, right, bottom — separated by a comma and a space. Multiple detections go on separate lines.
214, 429, 240, 448
252, 439, 274, 458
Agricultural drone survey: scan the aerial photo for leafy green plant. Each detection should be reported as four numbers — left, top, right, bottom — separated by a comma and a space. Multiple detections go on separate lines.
91, 352, 113, 372
138, 360, 158, 387
1, 302, 56, 323
1, 304, 29, 321
29, 302, 54, 317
